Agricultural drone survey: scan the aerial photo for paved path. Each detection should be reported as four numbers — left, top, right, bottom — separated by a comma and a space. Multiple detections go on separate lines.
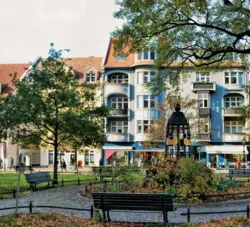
1, 185, 250, 224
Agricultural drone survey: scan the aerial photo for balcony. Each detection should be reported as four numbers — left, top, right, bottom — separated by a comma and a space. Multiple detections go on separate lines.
223, 108, 244, 117
223, 133, 246, 142
104, 82, 129, 97
106, 133, 129, 142
135, 109, 159, 119
196, 133, 211, 141
191, 82, 216, 92
198, 108, 210, 117
109, 109, 128, 117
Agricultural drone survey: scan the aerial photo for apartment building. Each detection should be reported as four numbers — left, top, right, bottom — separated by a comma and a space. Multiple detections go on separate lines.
0, 63, 29, 168
0, 57, 104, 168
102, 38, 250, 168
181, 64, 250, 168
101, 38, 165, 165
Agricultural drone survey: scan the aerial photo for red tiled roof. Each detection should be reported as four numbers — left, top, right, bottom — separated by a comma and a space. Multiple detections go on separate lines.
0, 64, 29, 95
104, 38, 135, 68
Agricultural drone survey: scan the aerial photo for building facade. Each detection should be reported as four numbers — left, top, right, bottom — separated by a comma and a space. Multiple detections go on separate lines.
101, 39, 165, 165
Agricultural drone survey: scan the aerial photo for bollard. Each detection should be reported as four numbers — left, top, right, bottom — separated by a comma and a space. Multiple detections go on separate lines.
29, 201, 33, 214
187, 208, 191, 223
90, 205, 94, 218
247, 205, 250, 218
13, 189, 16, 198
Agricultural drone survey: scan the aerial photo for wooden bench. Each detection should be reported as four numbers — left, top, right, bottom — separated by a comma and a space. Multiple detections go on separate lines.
227, 169, 250, 180
91, 192, 174, 224
25, 172, 53, 191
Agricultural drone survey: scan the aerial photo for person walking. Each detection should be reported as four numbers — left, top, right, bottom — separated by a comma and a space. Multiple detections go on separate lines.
10, 157, 14, 169
61, 159, 68, 172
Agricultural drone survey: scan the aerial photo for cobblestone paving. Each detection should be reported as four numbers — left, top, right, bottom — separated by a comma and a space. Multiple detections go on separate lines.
1, 185, 250, 224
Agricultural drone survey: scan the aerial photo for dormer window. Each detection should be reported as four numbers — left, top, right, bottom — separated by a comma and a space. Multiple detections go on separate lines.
86, 72, 96, 82
117, 54, 126, 60
136, 50, 156, 61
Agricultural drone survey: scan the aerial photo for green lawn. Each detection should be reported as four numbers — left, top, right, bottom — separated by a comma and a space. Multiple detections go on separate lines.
0, 172, 97, 199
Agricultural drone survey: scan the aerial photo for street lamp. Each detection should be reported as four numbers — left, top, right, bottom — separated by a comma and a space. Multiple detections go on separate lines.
242, 137, 246, 169
165, 104, 191, 160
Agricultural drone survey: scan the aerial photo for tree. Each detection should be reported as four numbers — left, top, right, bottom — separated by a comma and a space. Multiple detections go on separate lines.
142, 91, 211, 149
113, 0, 250, 67
0, 47, 109, 183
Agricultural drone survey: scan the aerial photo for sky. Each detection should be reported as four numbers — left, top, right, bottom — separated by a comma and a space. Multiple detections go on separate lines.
0, 0, 123, 63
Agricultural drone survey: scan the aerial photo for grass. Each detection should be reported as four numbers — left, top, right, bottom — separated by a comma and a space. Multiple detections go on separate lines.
0, 213, 144, 227
0, 172, 97, 199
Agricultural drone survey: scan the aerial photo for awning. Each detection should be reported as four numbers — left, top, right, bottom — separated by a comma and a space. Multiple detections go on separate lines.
206, 145, 248, 154
103, 146, 132, 150
106, 150, 116, 159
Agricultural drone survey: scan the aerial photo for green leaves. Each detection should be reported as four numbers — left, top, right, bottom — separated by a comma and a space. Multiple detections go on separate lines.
0, 55, 109, 181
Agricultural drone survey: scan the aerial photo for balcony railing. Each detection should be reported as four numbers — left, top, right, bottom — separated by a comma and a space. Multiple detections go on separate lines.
197, 133, 211, 141
191, 82, 216, 92
223, 108, 244, 116
198, 108, 210, 117
110, 109, 128, 116
223, 133, 245, 142
106, 133, 129, 142
104, 83, 128, 97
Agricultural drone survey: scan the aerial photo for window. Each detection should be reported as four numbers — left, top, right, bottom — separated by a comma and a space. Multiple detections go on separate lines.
136, 50, 156, 60
225, 121, 243, 133
196, 72, 210, 82
85, 150, 94, 165
109, 74, 128, 83
198, 93, 208, 108
110, 121, 128, 134
86, 73, 96, 82
137, 71, 156, 84
224, 72, 243, 85
117, 54, 126, 60
137, 120, 151, 133
225, 96, 243, 107
111, 97, 128, 109
137, 95, 156, 108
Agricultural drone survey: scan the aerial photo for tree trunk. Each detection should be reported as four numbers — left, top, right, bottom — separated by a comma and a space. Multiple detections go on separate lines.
53, 142, 58, 184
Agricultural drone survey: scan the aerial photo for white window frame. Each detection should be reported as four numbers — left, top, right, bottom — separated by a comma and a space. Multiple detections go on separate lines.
196, 72, 211, 82
85, 73, 96, 82
109, 74, 128, 83
225, 96, 243, 107
111, 97, 128, 109
137, 120, 151, 134
110, 121, 128, 134
136, 50, 156, 61
137, 71, 156, 84
85, 150, 95, 165
224, 121, 243, 133
198, 93, 209, 108
137, 95, 156, 108
224, 71, 244, 85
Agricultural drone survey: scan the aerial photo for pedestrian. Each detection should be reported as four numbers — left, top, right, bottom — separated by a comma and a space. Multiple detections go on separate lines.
0, 158, 2, 168
61, 159, 67, 172
10, 157, 14, 169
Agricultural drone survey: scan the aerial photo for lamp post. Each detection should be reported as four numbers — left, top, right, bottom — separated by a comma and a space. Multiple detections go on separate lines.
242, 137, 246, 169
165, 104, 191, 160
